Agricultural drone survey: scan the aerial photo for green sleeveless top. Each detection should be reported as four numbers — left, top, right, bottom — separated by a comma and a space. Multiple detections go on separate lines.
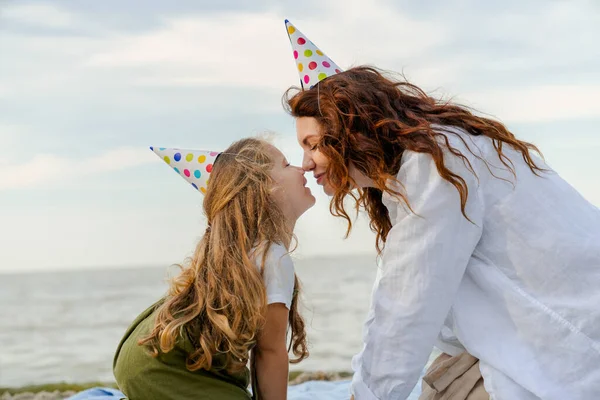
113, 299, 252, 400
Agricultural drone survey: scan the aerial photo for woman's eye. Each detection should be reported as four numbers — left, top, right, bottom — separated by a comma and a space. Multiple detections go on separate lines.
310, 144, 318, 151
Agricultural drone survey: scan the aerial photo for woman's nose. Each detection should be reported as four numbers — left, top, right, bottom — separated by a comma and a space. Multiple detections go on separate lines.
302, 153, 315, 171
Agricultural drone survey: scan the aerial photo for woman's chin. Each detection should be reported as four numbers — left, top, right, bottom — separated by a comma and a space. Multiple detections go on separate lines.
322, 184, 335, 196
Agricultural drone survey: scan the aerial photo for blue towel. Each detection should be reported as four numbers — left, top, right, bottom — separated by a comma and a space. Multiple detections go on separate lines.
66, 380, 422, 399
289, 380, 351, 399
65, 388, 125, 400
288, 379, 422, 400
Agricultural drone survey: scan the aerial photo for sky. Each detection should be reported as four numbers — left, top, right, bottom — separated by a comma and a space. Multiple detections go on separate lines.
0, 0, 598, 273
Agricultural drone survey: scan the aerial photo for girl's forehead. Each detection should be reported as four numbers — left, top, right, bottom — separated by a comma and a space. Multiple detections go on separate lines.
265, 144, 285, 161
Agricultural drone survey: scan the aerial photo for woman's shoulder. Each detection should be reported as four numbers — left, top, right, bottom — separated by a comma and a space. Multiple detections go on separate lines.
398, 125, 495, 177
433, 125, 491, 158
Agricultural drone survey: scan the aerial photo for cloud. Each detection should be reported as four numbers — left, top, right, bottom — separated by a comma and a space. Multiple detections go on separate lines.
0, 0, 598, 272
2, 1, 597, 128
1, 1, 598, 162
81, 13, 310, 90
393, 1, 600, 121
1, 3, 75, 29
459, 84, 600, 123
0, 147, 156, 190
0, 123, 29, 146
82, 7, 446, 91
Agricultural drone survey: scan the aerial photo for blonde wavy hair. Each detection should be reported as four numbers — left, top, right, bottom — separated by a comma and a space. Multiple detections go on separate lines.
139, 137, 309, 374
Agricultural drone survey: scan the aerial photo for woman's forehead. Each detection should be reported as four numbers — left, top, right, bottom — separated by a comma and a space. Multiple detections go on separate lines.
296, 116, 320, 134
296, 117, 322, 146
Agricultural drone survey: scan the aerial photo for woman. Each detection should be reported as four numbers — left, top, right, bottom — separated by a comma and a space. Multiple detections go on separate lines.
113, 137, 315, 399
282, 22, 600, 400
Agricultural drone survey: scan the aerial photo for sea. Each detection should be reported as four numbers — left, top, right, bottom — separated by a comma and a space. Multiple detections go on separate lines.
1, 254, 387, 387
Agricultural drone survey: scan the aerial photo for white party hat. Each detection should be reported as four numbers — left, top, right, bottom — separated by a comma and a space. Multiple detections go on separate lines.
150, 146, 220, 194
284, 19, 343, 89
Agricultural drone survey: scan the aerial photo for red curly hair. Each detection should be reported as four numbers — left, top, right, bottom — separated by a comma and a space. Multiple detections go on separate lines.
284, 66, 544, 253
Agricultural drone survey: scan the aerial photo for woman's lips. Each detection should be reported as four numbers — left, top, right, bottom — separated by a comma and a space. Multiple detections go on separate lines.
315, 173, 325, 184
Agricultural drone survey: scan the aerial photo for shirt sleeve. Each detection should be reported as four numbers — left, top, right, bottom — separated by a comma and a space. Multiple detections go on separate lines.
351, 149, 484, 400
262, 244, 295, 309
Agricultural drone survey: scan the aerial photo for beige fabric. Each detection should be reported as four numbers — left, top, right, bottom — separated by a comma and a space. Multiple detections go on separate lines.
419, 353, 489, 400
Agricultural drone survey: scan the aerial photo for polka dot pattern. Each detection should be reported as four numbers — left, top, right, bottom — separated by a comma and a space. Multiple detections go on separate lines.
150, 147, 220, 195
284, 19, 343, 90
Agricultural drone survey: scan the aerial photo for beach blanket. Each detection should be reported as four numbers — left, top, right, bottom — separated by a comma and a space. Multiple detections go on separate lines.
66, 380, 423, 400
66, 388, 125, 400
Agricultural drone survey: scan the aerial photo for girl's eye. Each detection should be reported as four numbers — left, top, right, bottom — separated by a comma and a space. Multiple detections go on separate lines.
310, 144, 318, 151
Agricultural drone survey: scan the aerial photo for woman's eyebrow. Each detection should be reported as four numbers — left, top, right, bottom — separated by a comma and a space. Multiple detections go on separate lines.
302, 134, 318, 146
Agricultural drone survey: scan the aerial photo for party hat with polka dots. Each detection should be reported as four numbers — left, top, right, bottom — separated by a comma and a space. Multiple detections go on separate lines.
284, 19, 343, 90
150, 147, 219, 194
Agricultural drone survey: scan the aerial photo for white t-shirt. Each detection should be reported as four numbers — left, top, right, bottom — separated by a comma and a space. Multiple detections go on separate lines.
253, 243, 295, 309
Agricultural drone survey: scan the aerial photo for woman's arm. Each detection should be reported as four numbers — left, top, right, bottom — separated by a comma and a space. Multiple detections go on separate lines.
351, 149, 484, 400
254, 302, 290, 400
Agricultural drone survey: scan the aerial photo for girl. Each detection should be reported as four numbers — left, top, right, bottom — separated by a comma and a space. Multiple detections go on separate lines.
113, 137, 315, 400
282, 20, 600, 400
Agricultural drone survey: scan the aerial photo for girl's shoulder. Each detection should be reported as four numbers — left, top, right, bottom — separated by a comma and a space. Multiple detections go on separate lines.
251, 242, 291, 266
259, 243, 296, 309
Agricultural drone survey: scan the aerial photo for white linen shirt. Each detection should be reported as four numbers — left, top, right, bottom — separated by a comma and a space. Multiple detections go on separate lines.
351, 127, 600, 399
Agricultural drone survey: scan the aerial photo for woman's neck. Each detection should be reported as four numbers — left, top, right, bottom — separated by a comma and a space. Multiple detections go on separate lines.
350, 164, 376, 188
